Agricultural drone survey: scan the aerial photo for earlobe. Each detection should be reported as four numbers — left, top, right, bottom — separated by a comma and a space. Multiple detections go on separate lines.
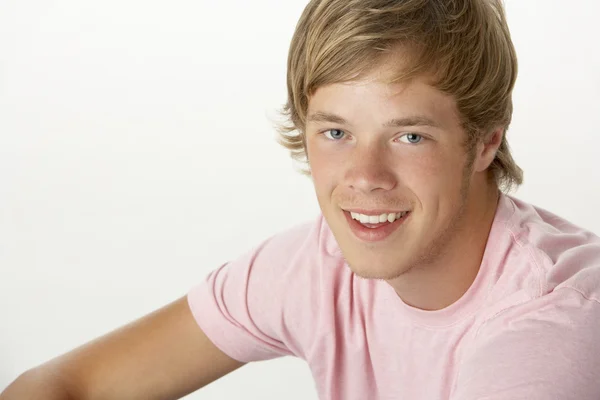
474, 128, 503, 172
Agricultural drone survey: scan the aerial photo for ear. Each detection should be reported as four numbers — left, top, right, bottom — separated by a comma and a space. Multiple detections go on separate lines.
473, 127, 503, 173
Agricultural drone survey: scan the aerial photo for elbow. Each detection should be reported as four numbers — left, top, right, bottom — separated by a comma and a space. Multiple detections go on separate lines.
1, 366, 81, 400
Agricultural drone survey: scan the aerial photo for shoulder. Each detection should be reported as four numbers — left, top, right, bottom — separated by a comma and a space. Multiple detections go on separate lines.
252, 213, 340, 269
244, 215, 346, 358
187, 214, 345, 361
500, 194, 600, 300
235, 214, 345, 298
454, 289, 600, 399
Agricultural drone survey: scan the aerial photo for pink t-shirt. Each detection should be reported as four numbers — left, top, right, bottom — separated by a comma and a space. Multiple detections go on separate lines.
187, 193, 600, 399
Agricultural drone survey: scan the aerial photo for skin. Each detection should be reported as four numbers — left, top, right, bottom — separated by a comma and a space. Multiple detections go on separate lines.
304, 62, 503, 311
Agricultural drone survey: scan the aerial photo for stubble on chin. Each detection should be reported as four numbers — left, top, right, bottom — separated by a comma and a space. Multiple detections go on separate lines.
345, 154, 475, 282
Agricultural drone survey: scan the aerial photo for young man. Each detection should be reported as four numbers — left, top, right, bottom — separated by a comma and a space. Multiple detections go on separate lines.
2, 0, 599, 399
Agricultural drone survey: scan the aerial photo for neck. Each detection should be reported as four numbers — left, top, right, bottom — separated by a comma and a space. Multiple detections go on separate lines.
386, 178, 500, 311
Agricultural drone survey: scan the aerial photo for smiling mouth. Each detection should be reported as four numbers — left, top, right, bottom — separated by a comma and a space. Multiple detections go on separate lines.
349, 210, 410, 225
343, 210, 411, 242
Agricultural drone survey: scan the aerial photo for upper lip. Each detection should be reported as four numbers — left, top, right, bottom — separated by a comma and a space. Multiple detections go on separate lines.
343, 208, 410, 216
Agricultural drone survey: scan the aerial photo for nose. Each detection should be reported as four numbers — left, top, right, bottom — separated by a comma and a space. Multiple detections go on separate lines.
343, 143, 397, 193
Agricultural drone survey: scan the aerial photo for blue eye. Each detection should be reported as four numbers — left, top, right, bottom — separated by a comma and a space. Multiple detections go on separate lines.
324, 129, 345, 140
398, 133, 423, 144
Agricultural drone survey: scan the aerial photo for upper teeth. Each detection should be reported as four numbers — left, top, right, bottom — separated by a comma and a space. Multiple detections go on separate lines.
350, 211, 409, 224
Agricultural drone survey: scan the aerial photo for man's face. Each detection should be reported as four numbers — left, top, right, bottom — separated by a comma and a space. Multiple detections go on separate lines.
305, 67, 482, 280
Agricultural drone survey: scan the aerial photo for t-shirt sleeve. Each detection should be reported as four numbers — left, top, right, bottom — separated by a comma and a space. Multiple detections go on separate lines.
451, 288, 600, 400
186, 221, 321, 363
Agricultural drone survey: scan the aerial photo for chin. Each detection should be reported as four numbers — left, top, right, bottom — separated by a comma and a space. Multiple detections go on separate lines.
344, 255, 411, 281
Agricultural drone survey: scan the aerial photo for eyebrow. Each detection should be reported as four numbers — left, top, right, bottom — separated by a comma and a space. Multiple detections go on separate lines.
307, 111, 440, 128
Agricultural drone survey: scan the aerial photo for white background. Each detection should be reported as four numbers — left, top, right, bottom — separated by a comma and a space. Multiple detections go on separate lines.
1, 0, 599, 398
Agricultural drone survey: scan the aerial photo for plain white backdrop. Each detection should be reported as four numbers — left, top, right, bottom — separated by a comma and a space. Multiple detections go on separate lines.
1, 0, 598, 398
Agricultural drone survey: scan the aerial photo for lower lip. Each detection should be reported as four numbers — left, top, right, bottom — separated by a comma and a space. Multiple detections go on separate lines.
344, 211, 410, 243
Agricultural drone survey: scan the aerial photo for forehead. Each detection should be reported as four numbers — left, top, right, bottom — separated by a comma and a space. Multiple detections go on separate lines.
307, 72, 459, 127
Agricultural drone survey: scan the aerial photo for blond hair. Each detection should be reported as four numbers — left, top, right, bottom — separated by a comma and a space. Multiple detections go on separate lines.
278, 0, 523, 193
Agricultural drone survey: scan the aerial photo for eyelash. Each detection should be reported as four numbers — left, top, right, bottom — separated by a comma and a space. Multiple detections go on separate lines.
320, 129, 425, 144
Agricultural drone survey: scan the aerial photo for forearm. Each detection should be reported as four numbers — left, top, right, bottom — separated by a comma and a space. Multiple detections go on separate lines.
0, 368, 76, 400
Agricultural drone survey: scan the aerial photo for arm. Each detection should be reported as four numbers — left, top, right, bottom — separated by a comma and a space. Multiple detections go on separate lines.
3, 220, 316, 399
0, 296, 245, 400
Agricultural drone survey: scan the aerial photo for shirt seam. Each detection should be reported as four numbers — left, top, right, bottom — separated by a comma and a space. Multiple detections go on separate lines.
563, 285, 600, 305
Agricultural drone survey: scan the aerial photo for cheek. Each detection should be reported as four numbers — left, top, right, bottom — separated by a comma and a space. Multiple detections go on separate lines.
397, 152, 445, 185
397, 152, 464, 204
307, 143, 335, 191
418, 148, 463, 179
